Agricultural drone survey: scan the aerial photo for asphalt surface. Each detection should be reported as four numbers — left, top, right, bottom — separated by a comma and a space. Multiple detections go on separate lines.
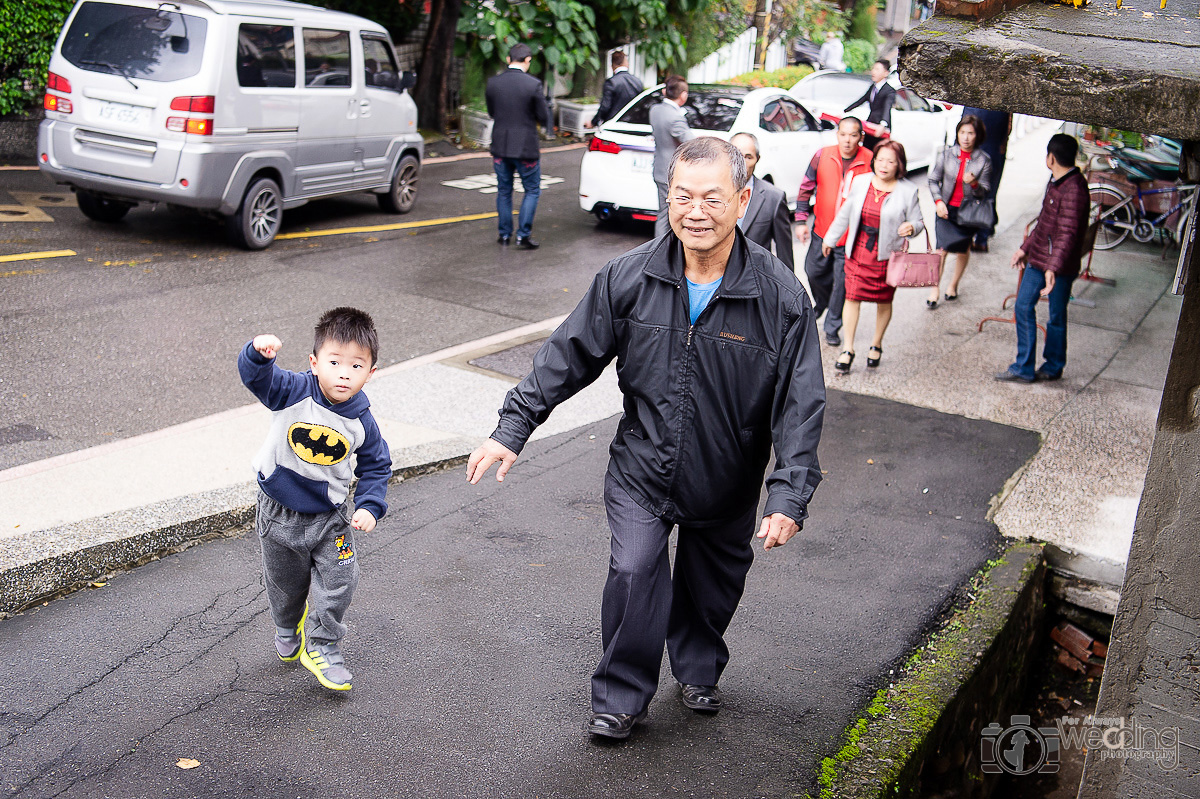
0, 390, 1038, 799
0, 147, 646, 470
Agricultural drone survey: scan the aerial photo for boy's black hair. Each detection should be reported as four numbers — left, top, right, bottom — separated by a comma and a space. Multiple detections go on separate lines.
1047, 133, 1079, 169
314, 307, 379, 365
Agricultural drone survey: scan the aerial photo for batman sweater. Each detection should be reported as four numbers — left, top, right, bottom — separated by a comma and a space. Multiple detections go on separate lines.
239, 342, 391, 520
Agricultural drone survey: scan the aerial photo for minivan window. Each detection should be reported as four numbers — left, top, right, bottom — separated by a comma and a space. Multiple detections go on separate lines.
361, 36, 399, 90
303, 29, 351, 88
238, 24, 296, 88
61, 1, 208, 82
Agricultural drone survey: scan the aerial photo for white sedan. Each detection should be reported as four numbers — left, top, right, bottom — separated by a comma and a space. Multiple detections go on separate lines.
788, 70, 962, 170
579, 84, 835, 223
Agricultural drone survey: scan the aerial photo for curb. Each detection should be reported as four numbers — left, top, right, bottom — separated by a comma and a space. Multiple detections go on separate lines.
809, 540, 1047, 798
0, 453, 469, 619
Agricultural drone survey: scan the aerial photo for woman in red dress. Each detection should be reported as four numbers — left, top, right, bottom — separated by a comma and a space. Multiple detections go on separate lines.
822, 140, 925, 372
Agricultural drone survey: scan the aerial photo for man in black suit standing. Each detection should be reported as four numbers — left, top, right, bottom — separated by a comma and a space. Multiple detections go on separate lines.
584, 51, 644, 129
486, 43, 554, 250
729, 133, 794, 269
844, 59, 896, 149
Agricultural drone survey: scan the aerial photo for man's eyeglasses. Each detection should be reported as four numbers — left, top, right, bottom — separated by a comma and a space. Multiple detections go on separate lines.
669, 195, 733, 214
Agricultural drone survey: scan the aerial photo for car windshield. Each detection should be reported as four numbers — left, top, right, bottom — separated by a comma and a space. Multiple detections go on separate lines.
616, 88, 745, 132
796, 74, 870, 107
61, 2, 208, 82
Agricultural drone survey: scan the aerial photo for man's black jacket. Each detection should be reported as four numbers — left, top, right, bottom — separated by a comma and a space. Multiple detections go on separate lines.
845, 81, 896, 128
591, 70, 644, 127
491, 231, 825, 526
486, 67, 553, 161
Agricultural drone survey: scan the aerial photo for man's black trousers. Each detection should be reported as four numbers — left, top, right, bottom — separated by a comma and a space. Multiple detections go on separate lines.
592, 471, 757, 715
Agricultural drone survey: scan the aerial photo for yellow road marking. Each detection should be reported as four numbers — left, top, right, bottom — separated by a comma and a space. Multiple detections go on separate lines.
0, 268, 49, 279
0, 249, 75, 264
277, 211, 499, 240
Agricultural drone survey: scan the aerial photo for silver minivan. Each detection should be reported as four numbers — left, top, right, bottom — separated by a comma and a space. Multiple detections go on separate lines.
38, 0, 422, 249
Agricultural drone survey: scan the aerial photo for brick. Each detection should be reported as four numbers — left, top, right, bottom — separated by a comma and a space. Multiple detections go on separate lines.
1052, 622, 1095, 662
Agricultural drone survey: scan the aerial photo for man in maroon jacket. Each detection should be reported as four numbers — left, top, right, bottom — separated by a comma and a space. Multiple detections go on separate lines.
996, 134, 1090, 383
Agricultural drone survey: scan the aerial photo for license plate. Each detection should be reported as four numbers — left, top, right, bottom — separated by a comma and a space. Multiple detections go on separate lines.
97, 101, 151, 127
631, 153, 653, 172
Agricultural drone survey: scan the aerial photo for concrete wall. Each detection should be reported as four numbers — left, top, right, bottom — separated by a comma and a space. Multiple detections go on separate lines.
1078, 227, 1200, 796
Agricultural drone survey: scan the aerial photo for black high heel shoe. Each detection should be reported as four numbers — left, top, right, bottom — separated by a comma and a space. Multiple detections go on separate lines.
835, 351, 855, 373
867, 346, 883, 368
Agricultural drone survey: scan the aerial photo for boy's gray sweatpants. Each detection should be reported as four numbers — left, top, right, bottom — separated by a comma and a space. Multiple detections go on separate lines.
256, 491, 360, 643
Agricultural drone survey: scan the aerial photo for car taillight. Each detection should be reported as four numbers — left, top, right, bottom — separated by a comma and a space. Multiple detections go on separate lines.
589, 137, 622, 155
47, 72, 71, 93
44, 94, 73, 114
170, 95, 215, 113
166, 117, 213, 135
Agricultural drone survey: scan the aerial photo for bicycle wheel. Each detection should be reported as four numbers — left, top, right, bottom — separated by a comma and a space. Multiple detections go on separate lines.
1089, 184, 1133, 250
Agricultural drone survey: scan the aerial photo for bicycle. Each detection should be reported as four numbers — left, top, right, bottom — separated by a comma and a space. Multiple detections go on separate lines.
1088, 179, 1198, 251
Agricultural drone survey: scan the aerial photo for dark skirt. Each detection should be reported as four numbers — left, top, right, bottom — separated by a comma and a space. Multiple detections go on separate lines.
935, 206, 974, 253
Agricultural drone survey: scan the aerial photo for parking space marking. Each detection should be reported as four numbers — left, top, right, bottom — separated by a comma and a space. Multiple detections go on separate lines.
0, 249, 76, 264
10, 192, 77, 209
276, 210, 500, 240
0, 268, 50, 279
441, 174, 565, 194
0, 205, 54, 223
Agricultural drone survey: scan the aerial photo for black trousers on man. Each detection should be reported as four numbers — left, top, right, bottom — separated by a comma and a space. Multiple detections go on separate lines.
804, 232, 847, 339
591, 471, 757, 715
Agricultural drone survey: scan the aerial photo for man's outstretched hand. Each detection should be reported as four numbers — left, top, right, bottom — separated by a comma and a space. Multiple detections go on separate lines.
757, 512, 799, 550
466, 438, 519, 484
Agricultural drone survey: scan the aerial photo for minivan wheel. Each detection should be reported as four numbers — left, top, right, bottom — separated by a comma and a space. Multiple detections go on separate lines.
228, 177, 282, 250
378, 154, 419, 214
77, 191, 132, 223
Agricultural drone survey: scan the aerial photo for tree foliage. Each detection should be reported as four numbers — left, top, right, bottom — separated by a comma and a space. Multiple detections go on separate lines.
458, 0, 601, 78
1, 0, 75, 116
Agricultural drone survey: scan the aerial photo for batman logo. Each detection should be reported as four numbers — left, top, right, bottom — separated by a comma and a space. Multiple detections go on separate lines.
288, 422, 350, 466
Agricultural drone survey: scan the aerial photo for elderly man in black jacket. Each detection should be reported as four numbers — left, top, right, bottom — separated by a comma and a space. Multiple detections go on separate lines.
585, 51, 644, 129
486, 43, 554, 249
468, 137, 825, 741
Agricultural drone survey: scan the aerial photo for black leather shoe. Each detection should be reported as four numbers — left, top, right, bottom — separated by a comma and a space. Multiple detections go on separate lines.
824, 331, 841, 347
497, 235, 511, 245
516, 236, 540, 250
994, 369, 1035, 383
1035, 369, 1062, 381
680, 684, 723, 713
587, 710, 646, 739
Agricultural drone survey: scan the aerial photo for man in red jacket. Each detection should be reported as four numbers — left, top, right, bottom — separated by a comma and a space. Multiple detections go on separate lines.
996, 134, 1090, 383
795, 117, 873, 346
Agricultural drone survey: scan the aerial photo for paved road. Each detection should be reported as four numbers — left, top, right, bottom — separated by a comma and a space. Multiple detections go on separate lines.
0, 392, 1038, 799
0, 148, 645, 470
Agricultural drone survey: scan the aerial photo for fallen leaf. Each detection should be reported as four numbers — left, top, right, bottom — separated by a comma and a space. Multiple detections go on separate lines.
867, 459, 875, 465
176, 758, 200, 770
90, 581, 107, 587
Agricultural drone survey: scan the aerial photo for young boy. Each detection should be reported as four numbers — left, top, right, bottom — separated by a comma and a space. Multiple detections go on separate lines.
239, 307, 392, 691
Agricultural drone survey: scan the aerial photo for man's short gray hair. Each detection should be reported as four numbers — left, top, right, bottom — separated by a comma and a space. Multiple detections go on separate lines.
729, 131, 760, 158
668, 137, 748, 193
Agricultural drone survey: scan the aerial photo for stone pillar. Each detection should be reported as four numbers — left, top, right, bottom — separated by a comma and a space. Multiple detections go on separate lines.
1078, 142, 1200, 797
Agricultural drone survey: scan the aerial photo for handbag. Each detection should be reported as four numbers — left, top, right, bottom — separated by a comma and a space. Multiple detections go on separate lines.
886, 231, 942, 288
956, 196, 996, 230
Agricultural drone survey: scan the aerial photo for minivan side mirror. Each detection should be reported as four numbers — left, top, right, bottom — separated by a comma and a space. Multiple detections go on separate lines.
399, 70, 417, 91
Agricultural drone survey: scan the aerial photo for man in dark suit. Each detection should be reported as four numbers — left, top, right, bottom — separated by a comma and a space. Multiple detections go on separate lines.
730, 133, 794, 269
584, 51, 644, 129
844, 60, 896, 149
486, 43, 554, 250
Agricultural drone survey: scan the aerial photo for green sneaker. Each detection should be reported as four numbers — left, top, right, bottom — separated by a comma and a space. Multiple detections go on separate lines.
300, 639, 353, 691
274, 603, 307, 662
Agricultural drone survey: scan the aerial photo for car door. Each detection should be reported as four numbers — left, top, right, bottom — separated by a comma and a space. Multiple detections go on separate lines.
756, 95, 824, 202
356, 34, 411, 188
891, 88, 938, 169
296, 27, 357, 195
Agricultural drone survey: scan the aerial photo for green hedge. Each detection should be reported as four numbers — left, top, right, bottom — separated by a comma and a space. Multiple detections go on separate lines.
1, 0, 74, 116
843, 39, 877, 74
720, 64, 814, 90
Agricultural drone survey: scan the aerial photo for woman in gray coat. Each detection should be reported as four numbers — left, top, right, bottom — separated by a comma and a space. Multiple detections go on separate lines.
823, 141, 925, 373
927, 115, 992, 308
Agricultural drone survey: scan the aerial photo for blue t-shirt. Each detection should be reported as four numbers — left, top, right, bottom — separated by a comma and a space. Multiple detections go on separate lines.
686, 276, 722, 325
